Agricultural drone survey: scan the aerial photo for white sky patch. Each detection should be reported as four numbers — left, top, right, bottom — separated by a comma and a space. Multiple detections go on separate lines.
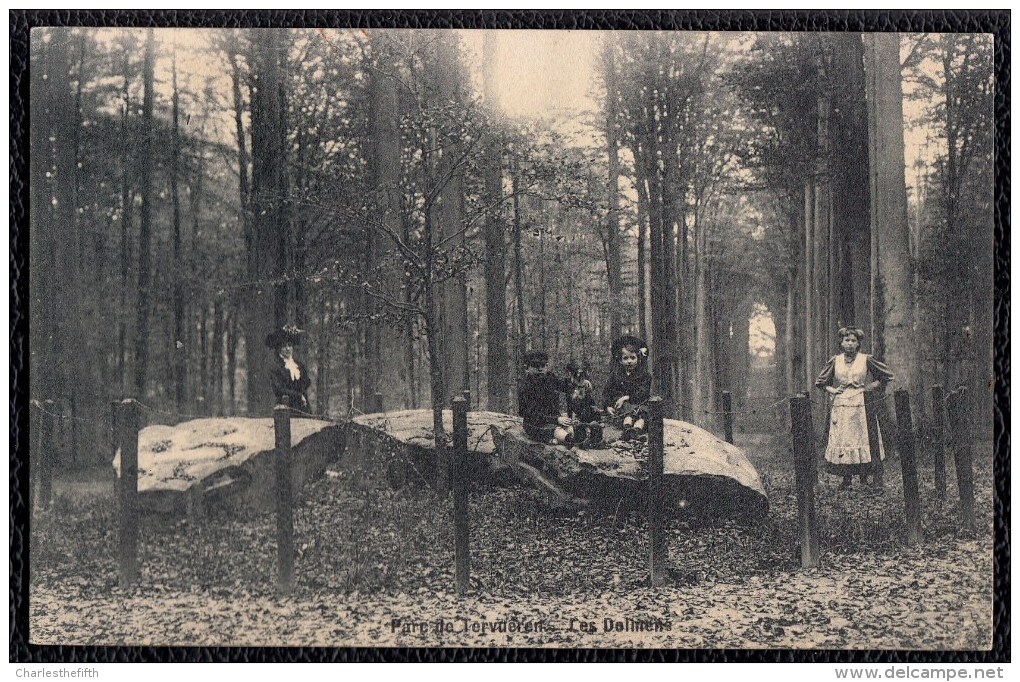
749, 304, 777, 359
459, 30, 601, 142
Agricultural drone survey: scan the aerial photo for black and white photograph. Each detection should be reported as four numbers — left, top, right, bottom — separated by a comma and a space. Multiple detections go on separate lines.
16, 20, 1003, 653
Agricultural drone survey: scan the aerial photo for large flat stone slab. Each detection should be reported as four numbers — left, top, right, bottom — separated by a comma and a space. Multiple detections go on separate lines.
112, 417, 343, 516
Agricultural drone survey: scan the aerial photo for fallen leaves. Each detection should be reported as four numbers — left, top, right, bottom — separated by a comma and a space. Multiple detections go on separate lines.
29, 434, 994, 649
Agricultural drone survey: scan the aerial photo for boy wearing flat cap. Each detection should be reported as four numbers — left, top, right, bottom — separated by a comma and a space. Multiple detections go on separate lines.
518, 350, 575, 447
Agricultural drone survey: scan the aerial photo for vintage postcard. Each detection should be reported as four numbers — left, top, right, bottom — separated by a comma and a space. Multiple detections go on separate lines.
20, 21, 1000, 653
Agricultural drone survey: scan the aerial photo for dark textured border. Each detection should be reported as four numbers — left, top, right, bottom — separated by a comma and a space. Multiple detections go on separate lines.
9, 9, 1010, 664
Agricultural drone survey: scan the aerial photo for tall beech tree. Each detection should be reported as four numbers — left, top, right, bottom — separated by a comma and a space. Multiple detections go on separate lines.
245, 28, 289, 415
864, 33, 919, 410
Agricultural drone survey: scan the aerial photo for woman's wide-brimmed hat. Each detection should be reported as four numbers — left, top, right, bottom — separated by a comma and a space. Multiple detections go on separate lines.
265, 325, 304, 350
611, 335, 648, 359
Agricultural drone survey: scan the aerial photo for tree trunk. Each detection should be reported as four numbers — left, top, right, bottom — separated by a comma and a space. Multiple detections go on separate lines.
538, 210, 548, 345
246, 29, 288, 416
170, 49, 187, 411
786, 204, 806, 393
293, 126, 307, 328
804, 181, 815, 386
865, 33, 917, 400
635, 159, 650, 343
188, 127, 208, 414
771, 296, 788, 399
440, 168, 469, 397
275, 33, 292, 328
226, 33, 250, 415
316, 295, 331, 415
198, 306, 209, 415
482, 33, 511, 412
228, 34, 251, 232
814, 78, 832, 380
830, 34, 872, 333
118, 49, 133, 395
134, 29, 156, 399
365, 33, 405, 408
692, 209, 712, 427
604, 43, 624, 340
645, 124, 681, 418
423, 270, 448, 490
511, 157, 527, 364
30, 31, 56, 453
212, 300, 225, 416
226, 309, 239, 413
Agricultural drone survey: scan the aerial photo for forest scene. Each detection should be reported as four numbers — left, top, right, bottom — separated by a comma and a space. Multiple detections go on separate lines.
23, 28, 997, 649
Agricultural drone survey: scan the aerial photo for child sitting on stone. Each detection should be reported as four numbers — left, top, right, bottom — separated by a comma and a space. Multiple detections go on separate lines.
518, 350, 575, 447
518, 350, 575, 446
565, 361, 603, 448
603, 335, 653, 441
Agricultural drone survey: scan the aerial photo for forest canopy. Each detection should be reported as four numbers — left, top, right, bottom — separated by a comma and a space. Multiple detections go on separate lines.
28, 29, 995, 466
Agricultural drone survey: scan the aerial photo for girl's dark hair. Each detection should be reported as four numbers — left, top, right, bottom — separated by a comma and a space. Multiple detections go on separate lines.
838, 327, 865, 343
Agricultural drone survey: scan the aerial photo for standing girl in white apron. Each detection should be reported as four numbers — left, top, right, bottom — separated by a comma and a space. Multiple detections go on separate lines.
814, 327, 895, 491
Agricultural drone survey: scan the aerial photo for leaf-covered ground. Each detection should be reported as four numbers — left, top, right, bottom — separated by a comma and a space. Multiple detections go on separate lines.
29, 433, 995, 649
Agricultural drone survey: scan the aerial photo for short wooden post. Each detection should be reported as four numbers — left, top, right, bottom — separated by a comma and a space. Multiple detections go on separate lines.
646, 397, 667, 587
946, 388, 975, 531
115, 399, 143, 587
462, 389, 471, 408
373, 391, 384, 414
894, 390, 923, 546
452, 397, 470, 596
790, 394, 819, 568
931, 385, 947, 499
38, 400, 56, 510
273, 406, 295, 593
722, 391, 734, 444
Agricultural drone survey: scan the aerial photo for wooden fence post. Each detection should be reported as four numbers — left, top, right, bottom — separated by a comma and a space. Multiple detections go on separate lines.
646, 396, 667, 587
931, 385, 947, 499
790, 394, 819, 568
452, 396, 470, 596
273, 406, 295, 593
722, 391, 734, 444
894, 390, 923, 546
116, 399, 143, 587
373, 392, 384, 414
946, 388, 975, 531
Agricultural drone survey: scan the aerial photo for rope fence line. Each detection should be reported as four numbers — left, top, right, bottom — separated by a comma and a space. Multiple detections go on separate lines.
29, 400, 116, 434
664, 391, 901, 418
28, 383, 966, 442
28, 396, 354, 429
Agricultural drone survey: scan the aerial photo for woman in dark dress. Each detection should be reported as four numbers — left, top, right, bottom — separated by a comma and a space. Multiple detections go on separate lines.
266, 326, 311, 413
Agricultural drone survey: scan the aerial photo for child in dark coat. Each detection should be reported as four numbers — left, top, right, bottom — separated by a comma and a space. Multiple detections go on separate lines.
518, 350, 575, 447
603, 335, 653, 441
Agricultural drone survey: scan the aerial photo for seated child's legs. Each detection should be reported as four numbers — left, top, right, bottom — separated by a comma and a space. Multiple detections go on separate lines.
524, 424, 557, 443
573, 423, 588, 444
623, 415, 634, 428
633, 417, 645, 432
